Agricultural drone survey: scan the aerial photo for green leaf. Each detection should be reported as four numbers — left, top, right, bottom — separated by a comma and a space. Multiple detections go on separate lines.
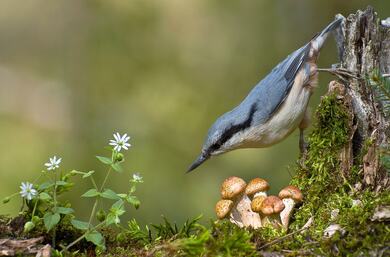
96, 156, 112, 165
2, 197, 11, 204
38, 182, 54, 190
54, 207, 74, 215
129, 184, 136, 193
111, 162, 123, 172
82, 170, 95, 178
126, 195, 141, 209
105, 213, 119, 226
82, 189, 100, 198
70, 170, 85, 175
117, 193, 127, 198
56, 181, 68, 186
85, 230, 104, 246
106, 200, 125, 225
43, 212, 60, 231
101, 189, 120, 200
111, 199, 124, 210
71, 219, 90, 230
39, 192, 51, 201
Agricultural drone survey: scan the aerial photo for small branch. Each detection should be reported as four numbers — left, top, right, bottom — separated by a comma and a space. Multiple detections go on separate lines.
257, 217, 313, 250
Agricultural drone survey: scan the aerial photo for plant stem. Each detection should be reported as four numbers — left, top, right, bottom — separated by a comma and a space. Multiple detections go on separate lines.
65, 157, 115, 253
62, 221, 106, 252
33, 173, 43, 184
100, 168, 112, 192
52, 172, 58, 248
63, 234, 86, 252
31, 199, 39, 218
88, 199, 99, 226
90, 176, 98, 190
87, 166, 112, 230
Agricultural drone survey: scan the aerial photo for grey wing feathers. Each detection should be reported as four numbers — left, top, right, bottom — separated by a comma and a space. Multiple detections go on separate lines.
242, 44, 310, 125
273, 44, 310, 114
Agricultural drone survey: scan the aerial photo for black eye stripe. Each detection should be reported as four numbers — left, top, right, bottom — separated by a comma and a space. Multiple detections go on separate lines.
208, 104, 257, 153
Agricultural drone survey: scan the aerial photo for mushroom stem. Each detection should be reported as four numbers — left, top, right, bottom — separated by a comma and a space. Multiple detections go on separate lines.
234, 194, 261, 229
262, 214, 283, 228
229, 205, 244, 227
278, 185, 303, 230
253, 191, 267, 198
280, 198, 295, 229
259, 196, 285, 228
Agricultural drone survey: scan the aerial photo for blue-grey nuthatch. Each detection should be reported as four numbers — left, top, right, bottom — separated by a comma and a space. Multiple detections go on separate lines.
188, 17, 343, 172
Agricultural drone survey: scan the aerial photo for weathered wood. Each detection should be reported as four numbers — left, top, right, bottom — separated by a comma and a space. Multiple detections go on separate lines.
337, 6, 389, 191
0, 237, 49, 256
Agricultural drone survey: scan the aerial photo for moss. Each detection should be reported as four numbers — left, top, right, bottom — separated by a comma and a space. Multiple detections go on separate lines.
251, 92, 390, 255
1, 91, 388, 256
289, 93, 351, 227
70, 91, 389, 255
148, 220, 257, 257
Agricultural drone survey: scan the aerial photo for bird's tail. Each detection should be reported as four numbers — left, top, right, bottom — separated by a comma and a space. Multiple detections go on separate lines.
310, 16, 344, 56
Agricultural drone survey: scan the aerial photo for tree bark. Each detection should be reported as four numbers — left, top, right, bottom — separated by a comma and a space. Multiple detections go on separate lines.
335, 6, 389, 191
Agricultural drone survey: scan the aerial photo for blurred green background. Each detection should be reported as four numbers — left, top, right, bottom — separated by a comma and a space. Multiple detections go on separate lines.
0, 0, 389, 226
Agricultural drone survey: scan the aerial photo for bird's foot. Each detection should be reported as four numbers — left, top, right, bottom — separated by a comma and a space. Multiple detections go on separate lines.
317, 67, 360, 82
299, 140, 308, 155
299, 130, 308, 167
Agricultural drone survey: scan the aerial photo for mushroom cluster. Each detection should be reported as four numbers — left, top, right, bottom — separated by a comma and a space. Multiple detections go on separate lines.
215, 177, 302, 230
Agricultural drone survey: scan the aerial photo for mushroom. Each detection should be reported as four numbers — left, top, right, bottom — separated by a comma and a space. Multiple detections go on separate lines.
245, 178, 270, 199
251, 194, 267, 212
259, 196, 285, 228
278, 185, 303, 229
220, 176, 262, 228
250, 194, 267, 226
215, 199, 234, 219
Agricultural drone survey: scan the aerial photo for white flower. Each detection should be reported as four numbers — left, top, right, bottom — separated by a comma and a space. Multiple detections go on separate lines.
44, 156, 62, 171
109, 132, 131, 152
20, 182, 37, 200
132, 172, 143, 182
381, 17, 390, 28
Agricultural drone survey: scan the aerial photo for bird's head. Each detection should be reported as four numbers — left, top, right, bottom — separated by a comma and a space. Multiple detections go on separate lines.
187, 121, 231, 172
188, 104, 257, 172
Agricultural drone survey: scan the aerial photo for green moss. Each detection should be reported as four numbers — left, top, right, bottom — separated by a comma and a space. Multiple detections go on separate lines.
290, 93, 351, 228
255, 92, 390, 255
149, 220, 256, 257
2, 91, 388, 256
67, 91, 389, 256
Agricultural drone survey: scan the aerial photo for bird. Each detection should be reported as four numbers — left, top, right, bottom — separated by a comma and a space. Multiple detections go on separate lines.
188, 17, 343, 172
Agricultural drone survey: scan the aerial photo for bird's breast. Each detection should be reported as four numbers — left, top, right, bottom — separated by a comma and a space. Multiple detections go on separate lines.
236, 66, 315, 148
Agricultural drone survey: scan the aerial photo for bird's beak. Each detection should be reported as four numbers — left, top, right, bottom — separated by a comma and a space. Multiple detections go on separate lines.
187, 153, 209, 173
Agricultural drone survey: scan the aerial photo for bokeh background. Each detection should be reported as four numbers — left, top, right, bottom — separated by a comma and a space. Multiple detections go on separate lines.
0, 0, 389, 226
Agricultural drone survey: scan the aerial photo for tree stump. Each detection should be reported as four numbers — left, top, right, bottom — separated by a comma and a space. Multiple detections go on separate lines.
338, 6, 390, 191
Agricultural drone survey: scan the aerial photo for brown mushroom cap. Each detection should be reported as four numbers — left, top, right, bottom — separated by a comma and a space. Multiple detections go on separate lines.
260, 196, 285, 215
245, 178, 270, 196
250, 195, 267, 212
278, 185, 303, 202
215, 199, 234, 219
221, 176, 247, 199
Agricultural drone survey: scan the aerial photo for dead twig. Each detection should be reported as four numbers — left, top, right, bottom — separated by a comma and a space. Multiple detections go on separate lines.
258, 217, 313, 250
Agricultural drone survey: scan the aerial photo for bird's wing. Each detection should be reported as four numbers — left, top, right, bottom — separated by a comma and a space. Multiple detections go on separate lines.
242, 44, 310, 125
270, 44, 310, 117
